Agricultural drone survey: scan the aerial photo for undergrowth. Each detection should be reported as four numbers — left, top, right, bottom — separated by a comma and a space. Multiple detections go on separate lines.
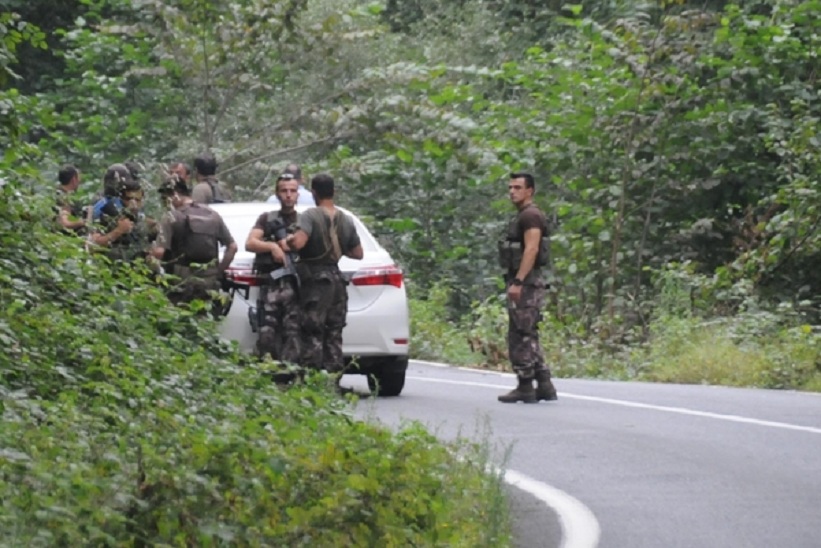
0, 190, 511, 546
412, 281, 821, 392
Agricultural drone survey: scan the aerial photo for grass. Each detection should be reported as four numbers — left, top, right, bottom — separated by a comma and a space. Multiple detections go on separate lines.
410, 290, 821, 392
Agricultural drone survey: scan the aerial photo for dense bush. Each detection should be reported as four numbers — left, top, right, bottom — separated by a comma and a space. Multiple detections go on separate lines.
0, 189, 510, 546
412, 278, 821, 392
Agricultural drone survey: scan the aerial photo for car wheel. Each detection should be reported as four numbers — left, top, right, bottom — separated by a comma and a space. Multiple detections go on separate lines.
367, 357, 408, 397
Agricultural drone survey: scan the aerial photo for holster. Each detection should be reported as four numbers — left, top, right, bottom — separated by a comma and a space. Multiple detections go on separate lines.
249, 299, 262, 333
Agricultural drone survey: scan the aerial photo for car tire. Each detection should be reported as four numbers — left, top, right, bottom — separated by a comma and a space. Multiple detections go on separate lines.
367, 357, 408, 397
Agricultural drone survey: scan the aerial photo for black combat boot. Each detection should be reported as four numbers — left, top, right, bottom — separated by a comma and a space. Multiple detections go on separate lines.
497, 378, 537, 403
535, 369, 558, 401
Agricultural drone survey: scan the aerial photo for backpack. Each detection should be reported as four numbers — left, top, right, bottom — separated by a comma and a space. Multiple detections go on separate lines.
208, 178, 230, 204
176, 204, 221, 263
301, 208, 342, 264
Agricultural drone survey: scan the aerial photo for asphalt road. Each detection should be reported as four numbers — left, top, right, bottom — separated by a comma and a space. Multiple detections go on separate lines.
346, 360, 821, 548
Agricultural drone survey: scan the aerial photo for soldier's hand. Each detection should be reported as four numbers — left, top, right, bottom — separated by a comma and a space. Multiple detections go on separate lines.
278, 238, 292, 253
270, 242, 286, 264
116, 217, 135, 234
507, 284, 522, 304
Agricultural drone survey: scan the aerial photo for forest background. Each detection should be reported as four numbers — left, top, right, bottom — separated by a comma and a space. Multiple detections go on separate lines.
3, 0, 820, 390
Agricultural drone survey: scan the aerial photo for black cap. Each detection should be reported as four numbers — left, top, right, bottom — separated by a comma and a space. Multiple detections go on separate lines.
276, 172, 298, 182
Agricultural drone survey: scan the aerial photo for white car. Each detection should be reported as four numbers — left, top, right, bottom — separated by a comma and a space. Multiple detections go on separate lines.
212, 202, 410, 396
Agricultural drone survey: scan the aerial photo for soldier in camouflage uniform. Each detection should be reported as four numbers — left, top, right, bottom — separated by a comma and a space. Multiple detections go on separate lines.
285, 174, 363, 377
191, 152, 232, 204
90, 164, 153, 262
497, 172, 558, 403
55, 164, 88, 234
152, 176, 237, 309
245, 173, 302, 363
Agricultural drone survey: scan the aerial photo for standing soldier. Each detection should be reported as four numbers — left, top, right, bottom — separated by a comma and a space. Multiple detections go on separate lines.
55, 164, 88, 234
266, 163, 313, 206
245, 172, 302, 363
191, 152, 232, 204
497, 172, 558, 403
285, 174, 363, 380
90, 164, 152, 262
151, 176, 237, 311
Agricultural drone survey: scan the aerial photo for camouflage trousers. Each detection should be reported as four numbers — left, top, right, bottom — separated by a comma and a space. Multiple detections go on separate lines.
168, 265, 219, 312
507, 278, 550, 380
298, 264, 348, 372
257, 280, 300, 364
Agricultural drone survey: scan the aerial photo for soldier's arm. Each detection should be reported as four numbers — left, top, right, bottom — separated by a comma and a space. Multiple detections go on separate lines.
218, 241, 238, 275
286, 211, 314, 251
215, 218, 238, 274
345, 244, 364, 260
57, 205, 86, 230
90, 217, 133, 247
245, 227, 285, 264
514, 227, 541, 283
150, 213, 174, 259
342, 218, 363, 259
286, 229, 308, 251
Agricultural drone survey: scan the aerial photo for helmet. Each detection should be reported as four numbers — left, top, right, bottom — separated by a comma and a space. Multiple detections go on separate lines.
103, 163, 135, 197
124, 160, 144, 182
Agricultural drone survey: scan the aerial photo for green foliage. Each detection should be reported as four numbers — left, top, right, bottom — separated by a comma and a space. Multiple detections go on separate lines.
638, 315, 820, 390
0, 178, 510, 544
0, 11, 47, 87
409, 282, 481, 365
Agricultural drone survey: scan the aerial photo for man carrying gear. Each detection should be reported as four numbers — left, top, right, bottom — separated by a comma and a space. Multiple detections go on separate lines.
54, 164, 89, 235
90, 163, 154, 262
285, 174, 363, 380
191, 152, 232, 204
151, 175, 237, 311
497, 171, 558, 403
245, 172, 302, 364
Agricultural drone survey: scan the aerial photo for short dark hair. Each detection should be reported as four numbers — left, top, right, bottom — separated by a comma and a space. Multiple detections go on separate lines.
170, 161, 191, 177
194, 152, 218, 176
310, 173, 335, 200
275, 172, 298, 191
58, 164, 79, 185
510, 172, 535, 190
283, 163, 302, 180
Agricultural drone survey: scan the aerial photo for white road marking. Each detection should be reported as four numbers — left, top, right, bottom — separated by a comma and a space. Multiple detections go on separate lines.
408, 361, 819, 548
412, 362, 601, 546
505, 469, 601, 548
407, 375, 821, 435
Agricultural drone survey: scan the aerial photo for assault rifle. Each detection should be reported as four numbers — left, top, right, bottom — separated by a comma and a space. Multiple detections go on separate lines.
258, 217, 300, 288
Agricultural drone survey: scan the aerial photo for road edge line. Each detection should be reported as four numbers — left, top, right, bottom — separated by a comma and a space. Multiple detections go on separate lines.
504, 469, 601, 548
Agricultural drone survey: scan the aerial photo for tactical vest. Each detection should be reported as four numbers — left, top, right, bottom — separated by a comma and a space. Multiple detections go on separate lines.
497, 204, 551, 271
253, 210, 291, 274
173, 203, 222, 264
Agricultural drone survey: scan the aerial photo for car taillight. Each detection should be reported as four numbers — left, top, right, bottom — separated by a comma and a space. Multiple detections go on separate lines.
225, 267, 261, 286
350, 265, 404, 288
